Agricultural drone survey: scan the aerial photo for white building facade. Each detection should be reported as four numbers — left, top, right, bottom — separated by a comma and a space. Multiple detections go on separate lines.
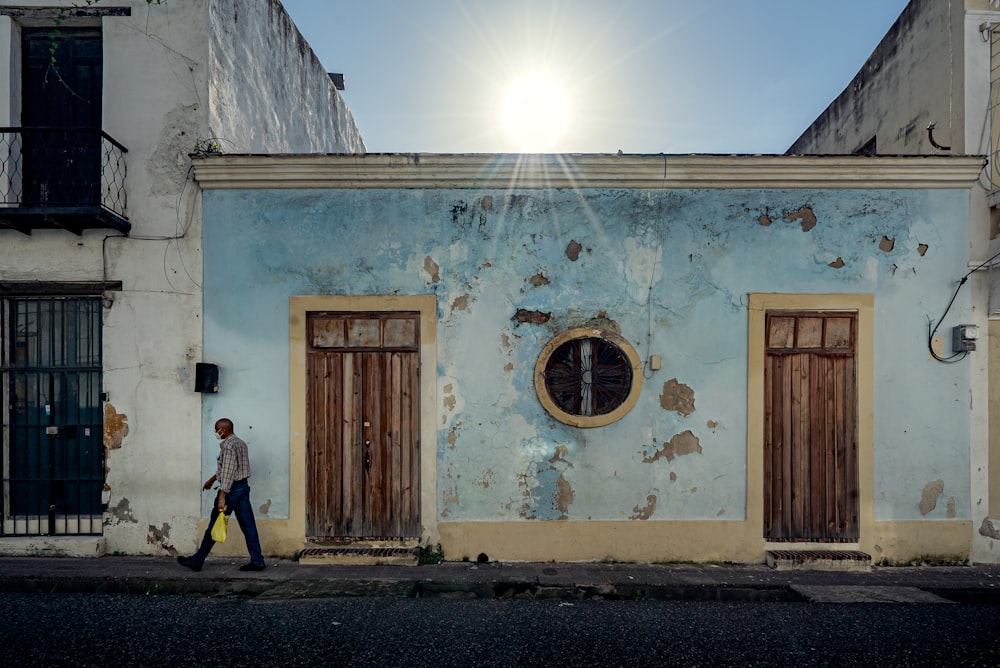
0, 0, 364, 557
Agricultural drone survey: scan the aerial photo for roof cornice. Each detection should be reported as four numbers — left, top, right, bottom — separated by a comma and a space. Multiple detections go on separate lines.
192, 153, 987, 190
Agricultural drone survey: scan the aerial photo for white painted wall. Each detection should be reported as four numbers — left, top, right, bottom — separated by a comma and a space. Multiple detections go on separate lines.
0, 0, 364, 556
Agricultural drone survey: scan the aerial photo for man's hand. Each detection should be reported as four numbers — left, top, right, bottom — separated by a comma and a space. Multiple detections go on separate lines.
203, 474, 217, 491
217, 490, 226, 512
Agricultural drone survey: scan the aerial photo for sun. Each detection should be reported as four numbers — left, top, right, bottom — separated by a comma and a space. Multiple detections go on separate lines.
500, 71, 572, 152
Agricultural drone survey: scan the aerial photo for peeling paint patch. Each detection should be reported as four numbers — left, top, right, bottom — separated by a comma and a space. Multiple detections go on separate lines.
643, 430, 702, 463
451, 294, 469, 312
659, 378, 695, 416
919, 479, 944, 516
706, 420, 717, 429
147, 523, 177, 555
566, 240, 583, 261
473, 469, 496, 489
879, 236, 895, 253
503, 362, 514, 372
669, 471, 677, 481
529, 272, 550, 287
946, 496, 956, 518
716, 508, 725, 516
758, 213, 772, 227
785, 206, 817, 232
555, 474, 574, 519
918, 243, 929, 256
828, 257, 845, 269
424, 256, 441, 283
979, 518, 1000, 540
106, 497, 137, 525
259, 499, 272, 515
548, 444, 574, 470
512, 308, 551, 325
629, 494, 657, 520
481, 195, 493, 210
103, 404, 129, 450
443, 384, 456, 413
447, 422, 461, 450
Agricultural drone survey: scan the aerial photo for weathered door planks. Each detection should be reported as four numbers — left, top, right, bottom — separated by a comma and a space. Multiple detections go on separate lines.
306, 313, 420, 538
764, 311, 858, 541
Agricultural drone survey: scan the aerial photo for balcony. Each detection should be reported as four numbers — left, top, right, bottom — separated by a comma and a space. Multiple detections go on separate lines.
0, 128, 130, 235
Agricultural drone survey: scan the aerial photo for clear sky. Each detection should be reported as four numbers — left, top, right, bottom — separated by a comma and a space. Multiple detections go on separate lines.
279, 0, 911, 154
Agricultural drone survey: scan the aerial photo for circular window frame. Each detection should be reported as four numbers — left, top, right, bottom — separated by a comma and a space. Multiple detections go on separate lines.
534, 327, 644, 428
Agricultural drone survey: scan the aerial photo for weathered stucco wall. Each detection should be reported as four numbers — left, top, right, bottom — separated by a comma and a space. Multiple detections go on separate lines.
0, 0, 365, 557
201, 179, 975, 560
208, 0, 366, 153
788, 0, 970, 155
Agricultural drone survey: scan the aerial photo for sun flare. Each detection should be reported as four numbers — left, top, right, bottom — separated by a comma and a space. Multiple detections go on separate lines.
500, 71, 572, 152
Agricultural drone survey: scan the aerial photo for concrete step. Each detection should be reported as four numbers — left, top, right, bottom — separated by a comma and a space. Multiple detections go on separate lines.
766, 549, 872, 572
297, 546, 420, 566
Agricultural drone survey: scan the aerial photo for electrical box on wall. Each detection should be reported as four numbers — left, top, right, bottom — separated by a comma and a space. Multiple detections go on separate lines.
952, 324, 980, 352
195, 363, 219, 393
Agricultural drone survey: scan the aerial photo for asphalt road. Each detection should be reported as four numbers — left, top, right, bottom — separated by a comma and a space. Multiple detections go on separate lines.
1, 593, 998, 667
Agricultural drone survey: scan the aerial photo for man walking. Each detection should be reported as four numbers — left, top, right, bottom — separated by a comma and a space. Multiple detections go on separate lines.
177, 418, 266, 572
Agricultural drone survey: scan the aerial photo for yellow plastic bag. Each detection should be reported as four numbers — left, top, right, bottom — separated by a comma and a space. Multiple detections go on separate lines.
210, 509, 228, 543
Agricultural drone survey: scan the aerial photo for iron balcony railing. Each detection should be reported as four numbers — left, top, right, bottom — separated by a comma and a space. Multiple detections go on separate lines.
0, 127, 129, 234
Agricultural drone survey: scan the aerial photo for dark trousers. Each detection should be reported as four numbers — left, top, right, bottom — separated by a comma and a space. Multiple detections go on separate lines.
190, 479, 264, 566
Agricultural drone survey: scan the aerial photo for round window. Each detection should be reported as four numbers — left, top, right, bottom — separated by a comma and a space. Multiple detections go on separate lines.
534, 327, 643, 427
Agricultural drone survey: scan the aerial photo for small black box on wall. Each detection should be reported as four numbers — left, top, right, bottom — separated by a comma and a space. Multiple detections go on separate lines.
195, 363, 219, 393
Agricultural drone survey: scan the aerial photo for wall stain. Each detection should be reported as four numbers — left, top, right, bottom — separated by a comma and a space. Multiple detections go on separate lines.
946, 496, 956, 519
918, 243, 929, 256
424, 256, 441, 283
529, 272, 550, 287
629, 494, 657, 520
548, 444, 574, 470
758, 212, 773, 227
447, 422, 462, 450
828, 257, 845, 269
443, 384, 455, 413
643, 430, 702, 463
979, 518, 1000, 540
566, 240, 583, 261
473, 469, 496, 489
555, 474, 575, 519
785, 206, 818, 232
879, 236, 895, 253
669, 471, 677, 481
106, 497, 138, 525
147, 523, 177, 555
919, 479, 944, 515
104, 404, 129, 450
659, 378, 696, 416
512, 308, 551, 325
259, 499, 272, 515
481, 195, 493, 211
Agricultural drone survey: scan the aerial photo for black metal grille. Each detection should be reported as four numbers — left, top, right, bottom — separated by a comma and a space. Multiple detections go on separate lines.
544, 337, 633, 417
0, 127, 128, 233
1, 297, 104, 536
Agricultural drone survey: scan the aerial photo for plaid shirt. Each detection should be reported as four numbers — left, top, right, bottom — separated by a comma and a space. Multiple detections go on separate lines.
216, 435, 252, 493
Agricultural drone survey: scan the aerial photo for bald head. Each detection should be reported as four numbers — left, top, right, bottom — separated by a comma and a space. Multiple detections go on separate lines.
214, 418, 234, 437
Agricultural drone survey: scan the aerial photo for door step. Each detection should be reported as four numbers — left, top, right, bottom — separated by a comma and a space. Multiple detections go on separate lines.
297, 545, 420, 566
766, 549, 872, 572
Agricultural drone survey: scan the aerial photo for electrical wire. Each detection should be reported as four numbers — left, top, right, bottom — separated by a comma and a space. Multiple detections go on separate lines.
926, 246, 1000, 363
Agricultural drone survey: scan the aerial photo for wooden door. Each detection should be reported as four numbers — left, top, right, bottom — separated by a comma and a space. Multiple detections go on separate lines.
763, 311, 859, 541
306, 312, 420, 538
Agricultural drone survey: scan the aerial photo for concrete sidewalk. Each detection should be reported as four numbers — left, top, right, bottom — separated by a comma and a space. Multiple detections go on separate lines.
2, 556, 1000, 603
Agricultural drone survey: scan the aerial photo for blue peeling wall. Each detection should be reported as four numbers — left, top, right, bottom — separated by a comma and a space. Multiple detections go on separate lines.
202, 186, 972, 524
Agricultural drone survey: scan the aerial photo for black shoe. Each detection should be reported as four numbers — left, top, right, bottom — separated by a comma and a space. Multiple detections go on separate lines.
239, 562, 266, 572
177, 556, 202, 572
